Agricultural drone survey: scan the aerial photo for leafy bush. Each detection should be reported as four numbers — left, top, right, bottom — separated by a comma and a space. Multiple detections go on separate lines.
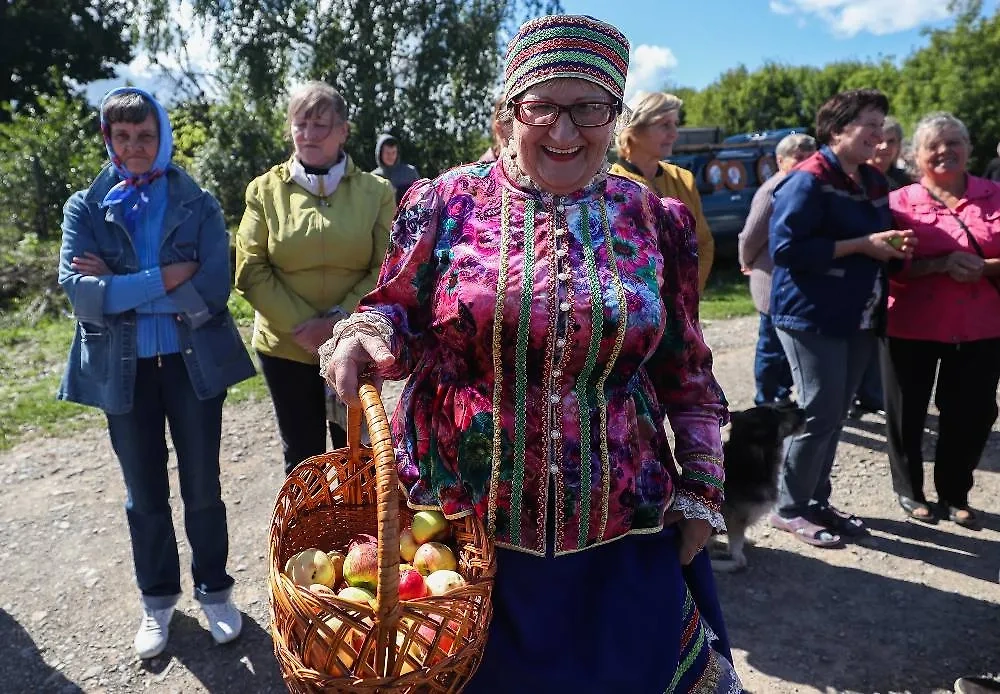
0, 96, 106, 241
187, 92, 288, 226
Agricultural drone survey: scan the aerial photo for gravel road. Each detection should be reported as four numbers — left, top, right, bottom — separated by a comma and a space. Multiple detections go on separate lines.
2, 315, 997, 694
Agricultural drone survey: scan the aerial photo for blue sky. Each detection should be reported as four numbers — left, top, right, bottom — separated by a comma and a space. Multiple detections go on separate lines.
88, 0, 998, 105
562, 0, 1000, 101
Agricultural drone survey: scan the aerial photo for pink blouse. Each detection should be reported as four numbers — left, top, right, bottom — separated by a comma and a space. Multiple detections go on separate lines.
888, 177, 1000, 343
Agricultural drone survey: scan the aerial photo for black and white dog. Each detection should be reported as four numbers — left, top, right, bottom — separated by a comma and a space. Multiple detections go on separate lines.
711, 404, 807, 572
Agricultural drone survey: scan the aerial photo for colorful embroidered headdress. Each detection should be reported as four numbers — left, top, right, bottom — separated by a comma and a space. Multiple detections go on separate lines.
502, 14, 630, 104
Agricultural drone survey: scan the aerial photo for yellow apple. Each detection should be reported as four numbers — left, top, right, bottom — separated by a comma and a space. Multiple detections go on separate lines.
338, 586, 376, 605
400, 528, 419, 562
410, 510, 450, 544
285, 548, 337, 587
425, 569, 467, 596
413, 542, 457, 576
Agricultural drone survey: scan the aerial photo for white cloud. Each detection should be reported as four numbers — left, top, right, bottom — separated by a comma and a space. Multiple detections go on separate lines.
624, 44, 678, 103
771, 0, 952, 37
84, 0, 218, 104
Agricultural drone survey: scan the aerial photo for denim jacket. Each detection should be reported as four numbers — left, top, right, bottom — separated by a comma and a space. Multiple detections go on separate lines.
769, 146, 893, 337
58, 164, 256, 414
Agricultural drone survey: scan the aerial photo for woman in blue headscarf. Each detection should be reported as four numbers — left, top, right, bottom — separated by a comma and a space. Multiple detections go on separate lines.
57, 87, 256, 659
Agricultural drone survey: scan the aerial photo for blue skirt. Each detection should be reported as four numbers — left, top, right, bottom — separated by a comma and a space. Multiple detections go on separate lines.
465, 526, 736, 693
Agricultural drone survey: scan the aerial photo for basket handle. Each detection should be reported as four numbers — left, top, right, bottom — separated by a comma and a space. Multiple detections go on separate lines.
351, 379, 401, 674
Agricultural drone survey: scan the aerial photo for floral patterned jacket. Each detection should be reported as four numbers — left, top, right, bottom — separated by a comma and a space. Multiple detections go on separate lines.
359, 160, 728, 556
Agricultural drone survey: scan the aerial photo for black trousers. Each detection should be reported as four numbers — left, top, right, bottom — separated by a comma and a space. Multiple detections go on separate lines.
257, 351, 347, 475
880, 336, 1000, 507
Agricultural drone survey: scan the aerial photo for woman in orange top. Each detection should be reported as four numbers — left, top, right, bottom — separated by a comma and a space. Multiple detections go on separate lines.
611, 92, 714, 291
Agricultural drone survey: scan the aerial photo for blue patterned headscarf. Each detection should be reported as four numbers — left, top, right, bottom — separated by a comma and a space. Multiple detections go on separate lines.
98, 87, 173, 222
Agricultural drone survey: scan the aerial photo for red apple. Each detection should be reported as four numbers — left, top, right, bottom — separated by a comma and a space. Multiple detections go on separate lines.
343, 541, 379, 592
398, 568, 429, 601
416, 615, 460, 665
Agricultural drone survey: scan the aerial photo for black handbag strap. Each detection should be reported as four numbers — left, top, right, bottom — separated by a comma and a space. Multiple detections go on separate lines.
921, 185, 1000, 297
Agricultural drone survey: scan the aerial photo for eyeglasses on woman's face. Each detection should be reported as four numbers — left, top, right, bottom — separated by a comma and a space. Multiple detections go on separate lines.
510, 100, 621, 128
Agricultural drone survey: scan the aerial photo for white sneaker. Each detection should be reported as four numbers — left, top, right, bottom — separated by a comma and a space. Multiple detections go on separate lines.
134, 605, 175, 659
201, 598, 242, 644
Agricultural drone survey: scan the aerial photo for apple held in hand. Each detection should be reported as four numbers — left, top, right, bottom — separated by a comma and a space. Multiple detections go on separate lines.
888, 235, 905, 250
285, 548, 338, 587
413, 542, 457, 576
410, 510, 450, 544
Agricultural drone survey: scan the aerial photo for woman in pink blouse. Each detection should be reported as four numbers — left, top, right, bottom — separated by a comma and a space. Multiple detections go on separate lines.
885, 112, 1000, 528
320, 14, 739, 694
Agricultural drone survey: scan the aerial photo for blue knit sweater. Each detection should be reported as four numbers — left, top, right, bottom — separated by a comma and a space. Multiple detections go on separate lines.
101, 176, 181, 358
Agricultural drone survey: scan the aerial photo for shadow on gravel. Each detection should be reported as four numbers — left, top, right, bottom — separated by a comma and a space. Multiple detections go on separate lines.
141, 611, 284, 692
717, 546, 1000, 693
864, 516, 1000, 582
840, 413, 1000, 476
839, 416, 889, 452
0, 609, 83, 693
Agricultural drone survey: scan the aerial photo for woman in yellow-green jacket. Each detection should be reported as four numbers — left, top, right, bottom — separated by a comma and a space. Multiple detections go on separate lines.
235, 82, 395, 475
610, 92, 714, 292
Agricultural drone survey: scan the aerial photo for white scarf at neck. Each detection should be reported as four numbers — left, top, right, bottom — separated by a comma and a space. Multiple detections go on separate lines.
289, 155, 348, 199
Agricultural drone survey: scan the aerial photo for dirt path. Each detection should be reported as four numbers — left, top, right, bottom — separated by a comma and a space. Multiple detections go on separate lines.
2, 315, 998, 694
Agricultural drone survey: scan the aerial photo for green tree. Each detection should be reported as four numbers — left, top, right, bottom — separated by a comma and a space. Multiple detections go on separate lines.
0, 96, 106, 240
0, 1, 133, 119
894, 0, 1000, 169
139, 0, 560, 177
182, 91, 288, 225
682, 59, 905, 136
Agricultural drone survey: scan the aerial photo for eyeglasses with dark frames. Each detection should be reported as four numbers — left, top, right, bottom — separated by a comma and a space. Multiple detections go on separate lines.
510, 100, 621, 128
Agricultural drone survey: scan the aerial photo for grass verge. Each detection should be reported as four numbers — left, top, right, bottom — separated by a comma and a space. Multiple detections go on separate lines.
700, 263, 756, 321
0, 294, 267, 452
2, 264, 753, 451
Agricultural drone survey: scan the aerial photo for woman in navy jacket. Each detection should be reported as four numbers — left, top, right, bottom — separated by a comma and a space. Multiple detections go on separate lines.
767, 89, 915, 547
58, 88, 255, 659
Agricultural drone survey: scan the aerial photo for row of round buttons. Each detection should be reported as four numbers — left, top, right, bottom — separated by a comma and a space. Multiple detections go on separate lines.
549, 200, 572, 463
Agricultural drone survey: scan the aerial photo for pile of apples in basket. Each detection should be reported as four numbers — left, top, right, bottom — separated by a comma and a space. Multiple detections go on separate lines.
284, 510, 466, 602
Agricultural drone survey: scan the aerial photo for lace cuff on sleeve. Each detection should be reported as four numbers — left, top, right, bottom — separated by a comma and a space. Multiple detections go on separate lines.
671, 493, 727, 533
317, 311, 395, 381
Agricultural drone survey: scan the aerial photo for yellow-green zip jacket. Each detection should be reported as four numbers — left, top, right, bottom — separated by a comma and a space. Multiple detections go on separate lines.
235, 156, 396, 363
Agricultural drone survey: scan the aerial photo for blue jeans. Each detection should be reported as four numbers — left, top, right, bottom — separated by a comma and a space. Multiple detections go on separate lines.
106, 355, 233, 607
754, 312, 794, 405
775, 328, 876, 516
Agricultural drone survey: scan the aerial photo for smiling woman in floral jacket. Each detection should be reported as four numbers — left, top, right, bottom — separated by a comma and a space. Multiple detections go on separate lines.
321, 15, 739, 694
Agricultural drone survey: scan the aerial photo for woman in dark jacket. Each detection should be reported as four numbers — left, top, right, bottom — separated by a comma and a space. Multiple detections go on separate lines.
767, 89, 915, 547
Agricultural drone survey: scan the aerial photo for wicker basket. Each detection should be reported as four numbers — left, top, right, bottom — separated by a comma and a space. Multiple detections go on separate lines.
268, 381, 496, 693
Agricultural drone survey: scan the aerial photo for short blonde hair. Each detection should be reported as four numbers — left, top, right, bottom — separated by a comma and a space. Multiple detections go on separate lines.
286, 81, 348, 135
617, 92, 683, 159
